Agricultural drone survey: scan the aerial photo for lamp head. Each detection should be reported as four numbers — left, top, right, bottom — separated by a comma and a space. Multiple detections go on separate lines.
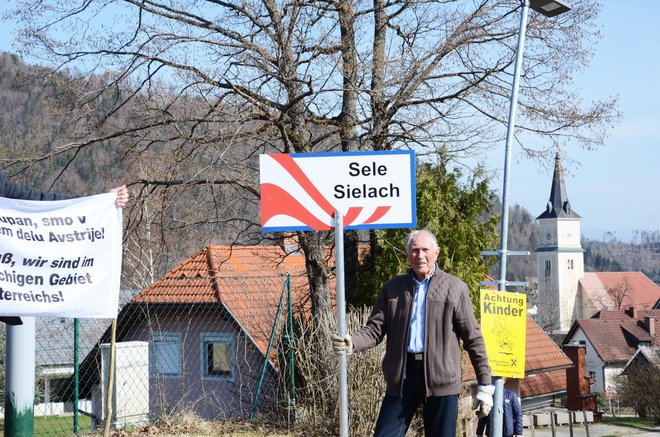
529, 0, 571, 17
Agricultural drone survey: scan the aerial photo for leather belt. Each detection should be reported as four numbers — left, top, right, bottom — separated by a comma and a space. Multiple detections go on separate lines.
407, 352, 423, 361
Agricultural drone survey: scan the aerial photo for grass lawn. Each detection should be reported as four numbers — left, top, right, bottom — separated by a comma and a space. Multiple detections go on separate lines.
2, 414, 302, 437
602, 415, 658, 430
0, 414, 93, 437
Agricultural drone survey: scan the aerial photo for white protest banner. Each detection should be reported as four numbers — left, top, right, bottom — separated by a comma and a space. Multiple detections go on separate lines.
0, 193, 122, 318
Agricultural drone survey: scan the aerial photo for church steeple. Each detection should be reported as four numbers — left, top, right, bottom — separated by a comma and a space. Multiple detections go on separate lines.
537, 152, 581, 219
534, 151, 584, 333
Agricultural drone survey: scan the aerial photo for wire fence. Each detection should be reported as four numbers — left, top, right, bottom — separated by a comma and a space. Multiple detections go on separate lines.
6, 273, 297, 436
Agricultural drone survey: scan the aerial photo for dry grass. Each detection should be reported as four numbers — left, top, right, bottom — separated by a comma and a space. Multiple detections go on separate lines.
68, 412, 300, 437
74, 308, 478, 437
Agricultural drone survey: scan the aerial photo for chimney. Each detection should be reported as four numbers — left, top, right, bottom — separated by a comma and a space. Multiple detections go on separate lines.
625, 306, 638, 318
563, 343, 594, 411
645, 316, 656, 337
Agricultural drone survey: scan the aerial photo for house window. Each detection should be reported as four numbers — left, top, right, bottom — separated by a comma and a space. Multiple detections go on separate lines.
149, 333, 181, 377
201, 334, 235, 380
588, 371, 597, 383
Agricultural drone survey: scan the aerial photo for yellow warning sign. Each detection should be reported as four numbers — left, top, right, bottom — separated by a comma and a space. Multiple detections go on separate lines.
480, 289, 526, 378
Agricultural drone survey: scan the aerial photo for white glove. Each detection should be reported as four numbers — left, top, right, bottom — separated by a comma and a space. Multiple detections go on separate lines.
331, 334, 352, 356
472, 385, 495, 418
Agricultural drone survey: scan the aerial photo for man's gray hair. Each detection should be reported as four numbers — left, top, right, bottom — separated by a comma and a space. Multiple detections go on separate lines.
405, 229, 438, 252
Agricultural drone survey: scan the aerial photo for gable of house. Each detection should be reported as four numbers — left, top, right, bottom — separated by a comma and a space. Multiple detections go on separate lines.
565, 309, 659, 364
622, 346, 660, 375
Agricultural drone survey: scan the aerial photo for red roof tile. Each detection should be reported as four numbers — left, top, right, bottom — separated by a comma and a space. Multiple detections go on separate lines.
525, 317, 573, 374
506, 319, 572, 399
520, 369, 567, 398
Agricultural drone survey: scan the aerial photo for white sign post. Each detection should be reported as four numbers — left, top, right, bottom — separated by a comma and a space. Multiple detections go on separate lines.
260, 150, 415, 231
260, 150, 416, 437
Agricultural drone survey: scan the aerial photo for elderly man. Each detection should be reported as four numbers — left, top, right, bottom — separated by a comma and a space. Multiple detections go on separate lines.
333, 229, 493, 436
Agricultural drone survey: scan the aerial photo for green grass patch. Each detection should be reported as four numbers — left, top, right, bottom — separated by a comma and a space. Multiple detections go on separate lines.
0, 414, 93, 437
602, 415, 657, 429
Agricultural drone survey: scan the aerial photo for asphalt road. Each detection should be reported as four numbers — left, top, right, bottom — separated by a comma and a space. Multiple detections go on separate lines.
528, 423, 660, 437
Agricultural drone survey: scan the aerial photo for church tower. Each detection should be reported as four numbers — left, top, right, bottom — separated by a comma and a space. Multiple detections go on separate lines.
535, 153, 584, 333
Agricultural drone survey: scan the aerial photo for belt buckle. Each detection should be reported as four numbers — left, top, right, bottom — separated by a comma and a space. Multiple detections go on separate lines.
413, 353, 423, 361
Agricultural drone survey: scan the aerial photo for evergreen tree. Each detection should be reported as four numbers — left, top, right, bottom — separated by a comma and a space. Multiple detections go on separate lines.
356, 158, 499, 312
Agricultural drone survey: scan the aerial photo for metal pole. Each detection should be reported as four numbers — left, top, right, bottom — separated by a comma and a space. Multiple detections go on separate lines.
5, 317, 36, 437
287, 274, 296, 409
74, 318, 79, 433
334, 211, 349, 437
491, 2, 530, 437
249, 278, 288, 420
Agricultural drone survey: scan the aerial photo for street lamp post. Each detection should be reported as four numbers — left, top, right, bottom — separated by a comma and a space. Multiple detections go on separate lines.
490, 1, 570, 437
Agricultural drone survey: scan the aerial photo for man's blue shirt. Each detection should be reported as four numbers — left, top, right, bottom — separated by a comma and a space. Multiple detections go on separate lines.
407, 272, 432, 353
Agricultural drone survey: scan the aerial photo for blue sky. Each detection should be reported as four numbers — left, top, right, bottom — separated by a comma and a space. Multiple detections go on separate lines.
1, 2, 658, 241
489, 2, 660, 242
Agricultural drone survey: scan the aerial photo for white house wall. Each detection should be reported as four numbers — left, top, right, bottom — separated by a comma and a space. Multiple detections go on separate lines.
604, 365, 625, 394
565, 329, 606, 394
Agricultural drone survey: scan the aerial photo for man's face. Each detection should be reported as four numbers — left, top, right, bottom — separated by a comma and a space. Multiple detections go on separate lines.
406, 232, 439, 280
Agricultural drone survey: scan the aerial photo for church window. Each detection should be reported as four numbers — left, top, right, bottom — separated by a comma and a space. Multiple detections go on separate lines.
545, 260, 551, 277
568, 259, 574, 269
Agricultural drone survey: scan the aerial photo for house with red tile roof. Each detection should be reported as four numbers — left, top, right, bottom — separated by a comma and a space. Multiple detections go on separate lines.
79, 244, 314, 424
562, 307, 658, 394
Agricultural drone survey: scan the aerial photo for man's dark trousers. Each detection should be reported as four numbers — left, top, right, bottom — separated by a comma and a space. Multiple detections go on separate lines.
373, 354, 458, 436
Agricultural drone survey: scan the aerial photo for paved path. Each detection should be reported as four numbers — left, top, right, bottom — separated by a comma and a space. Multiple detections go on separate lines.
528, 423, 660, 437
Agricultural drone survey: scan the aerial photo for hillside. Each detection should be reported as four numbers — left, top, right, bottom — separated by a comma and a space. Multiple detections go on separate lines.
490, 203, 660, 285
1, 51, 658, 287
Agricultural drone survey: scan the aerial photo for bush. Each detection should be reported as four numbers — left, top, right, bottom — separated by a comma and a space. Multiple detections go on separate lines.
290, 307, 479, 436
614, 357, 660, 424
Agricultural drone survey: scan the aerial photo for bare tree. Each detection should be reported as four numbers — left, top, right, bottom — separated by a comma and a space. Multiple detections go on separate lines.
4, 0, 618, 332
592, 276, 633, 311
533, 298, 562, 336
606, 277, 633, 310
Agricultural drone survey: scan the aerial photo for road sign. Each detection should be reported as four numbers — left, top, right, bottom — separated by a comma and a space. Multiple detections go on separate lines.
480, 289, 527, 378
259, 150, 415, 231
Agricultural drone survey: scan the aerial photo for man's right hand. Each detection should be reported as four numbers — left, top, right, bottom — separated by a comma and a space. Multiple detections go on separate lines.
331, 334, 352, 356
472, 384, 495, 418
